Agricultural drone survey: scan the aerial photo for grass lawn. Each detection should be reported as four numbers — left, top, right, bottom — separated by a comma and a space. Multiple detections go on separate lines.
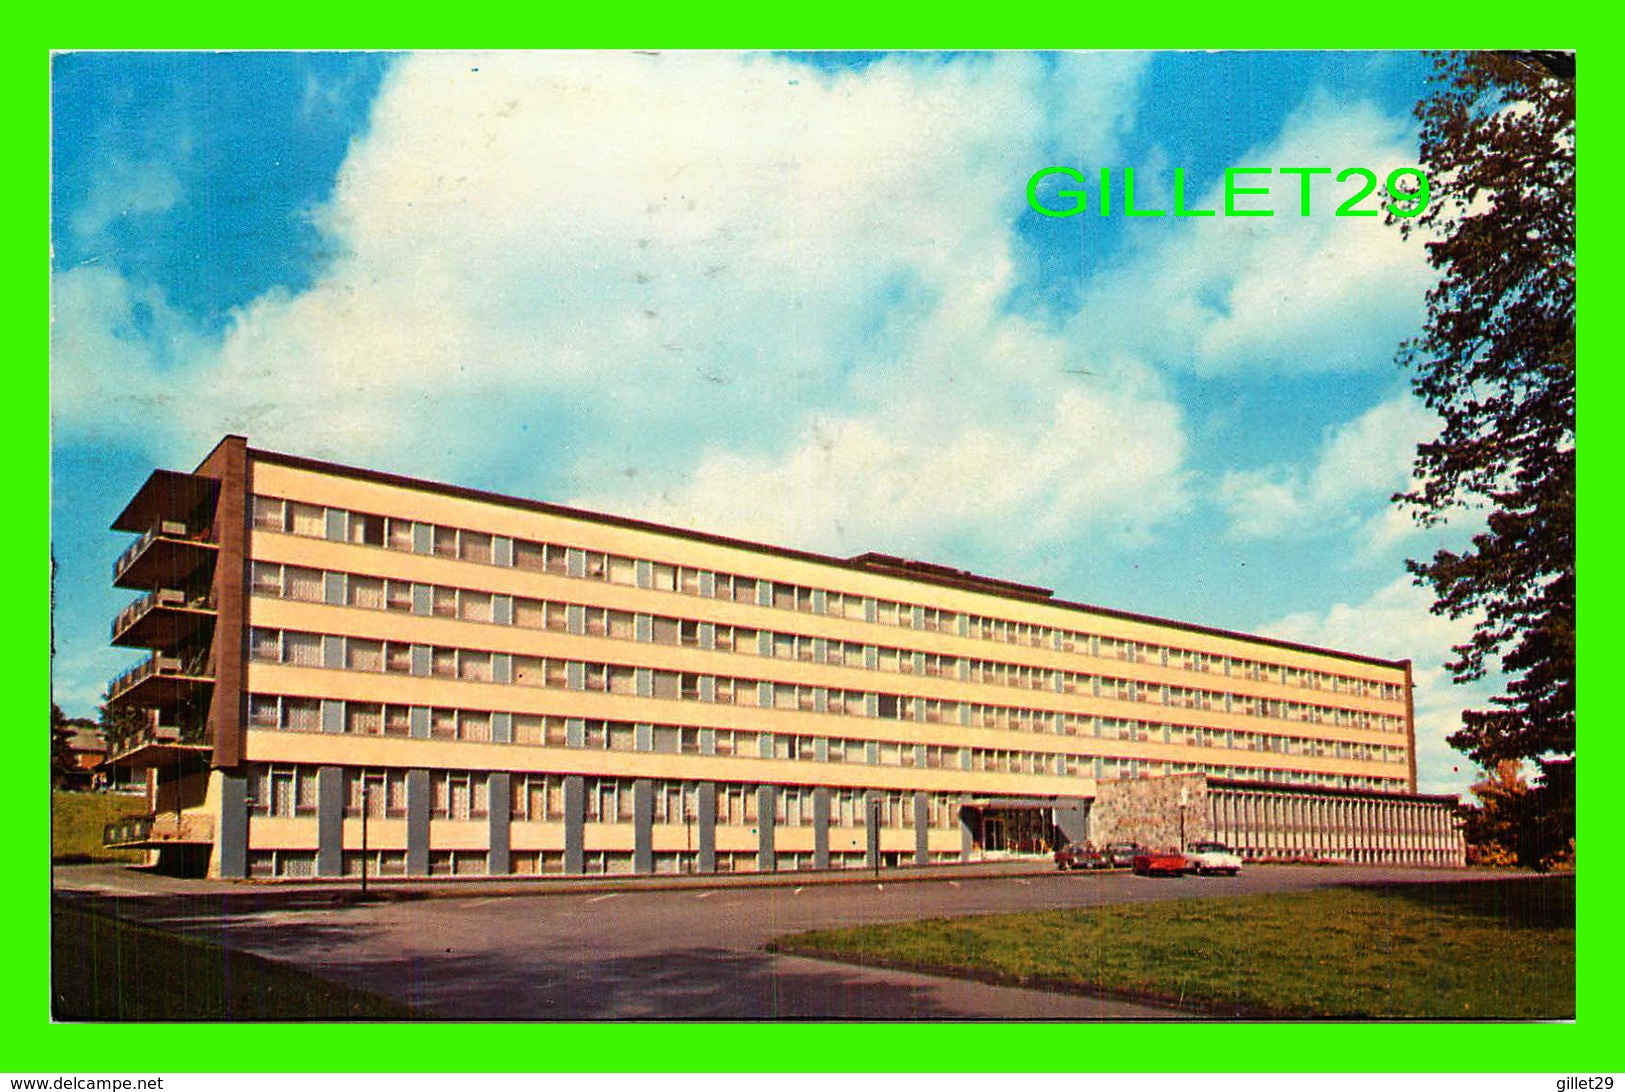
52, 899, 413, 1020
773, 876, 1574, 1019
52, 790, 149, 863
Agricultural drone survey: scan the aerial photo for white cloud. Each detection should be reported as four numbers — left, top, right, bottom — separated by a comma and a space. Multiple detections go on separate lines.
1067, 92, 1436, 377
54, 51, 1194, 563
1216, 393, 1437, 550
1259, 575, 1493, 796
67, 157, 183, 238
597, 376, 1189, 561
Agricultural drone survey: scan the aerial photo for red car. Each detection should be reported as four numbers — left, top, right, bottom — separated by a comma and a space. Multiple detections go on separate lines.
1054, 843, 1110, 871
1131, 849, 1189, 876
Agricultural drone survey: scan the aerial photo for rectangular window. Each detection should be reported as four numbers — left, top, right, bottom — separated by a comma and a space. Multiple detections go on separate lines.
513, 598, 546, 629
512, 714, 544, 745
348, 575, 385, 610
250, 627, 281, 662
385, 518, 414, 551
460, 711, 492, 742
250, 561, 281, 597
460, 532, 493, 565
283, 567, 322, 602
345, 702, 383, 735
349, 512, 385, 547
385, 643, 412, 674
459, 651, 493, 682
283, 631, 322, 667
432, 526, 458, 558
282, 698, 319, 731
460, 591, 493, 623
346, 639, 383, 673
513, 540, 546, 572
252, 496, 285, 532
287, 503, 324, 537
249, 694, 279, 728
383, 705, 411, 737
513, 655, 544, 687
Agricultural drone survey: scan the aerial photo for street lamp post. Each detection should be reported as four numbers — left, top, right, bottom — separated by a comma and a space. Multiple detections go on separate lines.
684, 802, 694, 874
870, 797, 882, 878
1178, 784, 1189, 849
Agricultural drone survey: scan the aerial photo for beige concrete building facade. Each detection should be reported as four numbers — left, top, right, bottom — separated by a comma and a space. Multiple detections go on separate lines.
104, 436, 1464, 879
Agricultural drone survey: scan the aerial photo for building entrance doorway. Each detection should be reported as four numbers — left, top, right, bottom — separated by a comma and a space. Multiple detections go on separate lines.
982, 815, 1006, 852
969, 804, 1059, 856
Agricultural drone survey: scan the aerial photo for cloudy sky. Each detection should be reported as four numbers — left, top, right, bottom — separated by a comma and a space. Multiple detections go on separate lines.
50, 50, 1493, 794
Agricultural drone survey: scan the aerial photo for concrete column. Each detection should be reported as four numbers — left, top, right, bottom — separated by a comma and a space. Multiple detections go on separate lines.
960, 802, 976, 862
914, 792, 930, 866
406, 769, 430, 876
488, 772, 511, 876
813, 787, 831, 870
757, 785, 777, 873
633, 778, 654, 874
697, 782, 717, 873
563, 775, 585, 874
218, 769, 249, 879
316, 766, 345, 877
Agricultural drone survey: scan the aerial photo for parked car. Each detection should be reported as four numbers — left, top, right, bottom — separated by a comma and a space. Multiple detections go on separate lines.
1054, 843, 1110, 871
1184, 840, 1243, 876
1104, 842, 1145, 868
1131, 849, 1190, 876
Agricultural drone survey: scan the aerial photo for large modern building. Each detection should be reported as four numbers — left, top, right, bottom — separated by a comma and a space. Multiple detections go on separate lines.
102, 436, 1465, 879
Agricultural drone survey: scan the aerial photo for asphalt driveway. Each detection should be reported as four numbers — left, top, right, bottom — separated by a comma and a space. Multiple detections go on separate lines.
53, 862, 1506, 1020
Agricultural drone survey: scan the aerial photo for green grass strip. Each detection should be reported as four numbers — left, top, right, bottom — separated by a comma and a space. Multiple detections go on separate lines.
51, 899, 413, 1021
773, 877, 1574, 1019
52, 791, 149, 864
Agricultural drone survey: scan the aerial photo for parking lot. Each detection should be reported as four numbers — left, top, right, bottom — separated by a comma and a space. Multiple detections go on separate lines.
54, 861, 1500, 1020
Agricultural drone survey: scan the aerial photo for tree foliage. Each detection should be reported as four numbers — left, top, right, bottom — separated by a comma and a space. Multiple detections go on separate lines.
1396, 52, 1575, 852
51, 702, 74, 788
97, 688, 145, 756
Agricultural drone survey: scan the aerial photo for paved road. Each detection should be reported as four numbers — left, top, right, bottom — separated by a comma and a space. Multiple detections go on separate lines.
54, 863, 1513, 1020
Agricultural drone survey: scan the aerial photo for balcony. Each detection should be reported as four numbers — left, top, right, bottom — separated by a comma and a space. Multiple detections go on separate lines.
110, 587, 217, 649
112, 522, 219, 590
104, 722, 211, 769
107, 653, 214, 709
104, 813, 214, 849
111, 468, 219, 535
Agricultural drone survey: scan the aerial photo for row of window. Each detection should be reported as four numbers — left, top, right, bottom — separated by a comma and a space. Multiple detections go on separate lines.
248, 623, 1409, 740
251, 495, 1407, 703
248, 692, 1413, 788
252, 560, 1408, 728
251, 764, 968, 827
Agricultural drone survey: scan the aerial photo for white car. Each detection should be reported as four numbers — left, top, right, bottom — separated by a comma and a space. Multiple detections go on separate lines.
1184, 840, 1242, 876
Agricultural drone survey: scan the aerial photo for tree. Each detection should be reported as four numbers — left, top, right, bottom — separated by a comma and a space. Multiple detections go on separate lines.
51, 702, 74, 788
97, 688, 145, 757
1395, 52, 1575, 865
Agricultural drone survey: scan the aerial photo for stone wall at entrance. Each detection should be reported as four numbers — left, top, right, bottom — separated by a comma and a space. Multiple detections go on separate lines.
1089, 773, 1209, 850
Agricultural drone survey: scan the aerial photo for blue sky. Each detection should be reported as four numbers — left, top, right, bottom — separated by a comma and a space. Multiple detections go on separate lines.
50, 50, 1490, 794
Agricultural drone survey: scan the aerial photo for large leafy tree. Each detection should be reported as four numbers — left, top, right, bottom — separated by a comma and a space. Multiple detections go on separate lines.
1396, 52, 1575, 865
51, 702, 74, 788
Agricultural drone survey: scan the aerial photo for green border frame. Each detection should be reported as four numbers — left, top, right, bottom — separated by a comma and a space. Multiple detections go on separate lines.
23, 7, 1617, 1074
